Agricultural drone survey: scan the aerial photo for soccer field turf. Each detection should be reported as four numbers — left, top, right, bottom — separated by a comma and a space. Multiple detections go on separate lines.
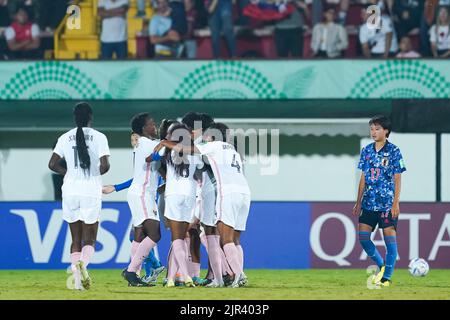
1, 269, 449, 300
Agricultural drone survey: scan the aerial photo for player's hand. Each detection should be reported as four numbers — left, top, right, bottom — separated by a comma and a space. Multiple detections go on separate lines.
154, 142, 165, 153
352, 203, 361, 216
102, 185, 115, 194
391, 202, 400, 218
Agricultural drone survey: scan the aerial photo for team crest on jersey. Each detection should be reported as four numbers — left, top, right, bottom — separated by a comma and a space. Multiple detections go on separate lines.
381, 157, 389, 167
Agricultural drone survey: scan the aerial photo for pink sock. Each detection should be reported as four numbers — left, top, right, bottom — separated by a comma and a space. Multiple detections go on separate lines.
216, 235, 233, 275
127, 237, 156, 273
70, 252, 81, 272
80, 245, 95, 267
236, 244, 244, 271
223, 243, 243, 275
206, 235, 223, 282
167, 244, 179, 281
130, 241, 139, 259
189, 262, 200, 278
185, 237, 192, 261
173, 239, 190, 281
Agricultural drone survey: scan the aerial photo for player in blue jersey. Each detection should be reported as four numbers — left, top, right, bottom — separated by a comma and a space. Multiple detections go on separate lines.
352, 115, 406, 287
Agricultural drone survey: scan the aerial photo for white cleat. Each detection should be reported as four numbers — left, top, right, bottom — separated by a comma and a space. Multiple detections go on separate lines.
205, 279, 225, 288
76, 261, 91, 290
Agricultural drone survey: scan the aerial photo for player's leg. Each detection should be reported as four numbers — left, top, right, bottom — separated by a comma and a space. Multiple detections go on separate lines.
217, 221, 243, 287
124, 219, 160, 286
77, 221, 99, 289
203, 225, 224, 287
188, 227, 204, 284
170, 220, 194, 286
379, 211, 398, 286
358, 209, 384, 268
68, 221, 83, 290
133, 226, 145, 276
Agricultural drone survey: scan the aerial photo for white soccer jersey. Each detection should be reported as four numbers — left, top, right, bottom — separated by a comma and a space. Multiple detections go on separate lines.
164, 152, 203, 198
196, 141, 250, 196
53, 127, 110, 198
128, 137, 160, 196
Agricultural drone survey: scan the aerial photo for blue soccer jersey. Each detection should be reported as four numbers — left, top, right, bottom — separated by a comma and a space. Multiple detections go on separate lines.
358, 141, 406, 211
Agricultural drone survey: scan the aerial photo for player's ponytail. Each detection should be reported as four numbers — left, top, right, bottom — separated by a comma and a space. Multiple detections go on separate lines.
73, 102, 92, 174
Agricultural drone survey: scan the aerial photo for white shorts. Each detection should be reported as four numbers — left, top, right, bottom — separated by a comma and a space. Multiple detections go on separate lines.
199, 190, 217, 227
215, 193, 251, 231
62, 195, 101, 224
164, 194, 196, 223
127, 192, 159, 227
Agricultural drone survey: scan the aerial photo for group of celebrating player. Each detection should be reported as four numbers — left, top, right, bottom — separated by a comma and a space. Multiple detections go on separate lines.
48, 102, 405, 291
49, 102, 251, 290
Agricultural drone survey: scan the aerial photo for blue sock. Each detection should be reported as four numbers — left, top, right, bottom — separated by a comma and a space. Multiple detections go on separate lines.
359, 231, 384, 268
383, 235, 398, 280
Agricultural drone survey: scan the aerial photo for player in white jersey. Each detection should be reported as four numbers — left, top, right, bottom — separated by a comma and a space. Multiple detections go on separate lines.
155, 122, 251, 288
181, 112, 231, 287
161, 122, 204, 287
122, 113, 162, 287
48, 102, 110, 290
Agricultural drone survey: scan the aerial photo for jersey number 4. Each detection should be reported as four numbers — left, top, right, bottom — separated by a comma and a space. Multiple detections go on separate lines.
231, 154, 241, 173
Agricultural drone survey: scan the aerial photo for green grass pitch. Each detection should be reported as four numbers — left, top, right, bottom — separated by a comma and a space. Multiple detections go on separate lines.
1, 269, 449, 300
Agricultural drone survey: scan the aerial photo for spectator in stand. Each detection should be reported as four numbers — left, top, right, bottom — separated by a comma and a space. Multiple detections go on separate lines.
274, 0, 309, 58
311, 6, 348, 57
311, 0, 351, 26
206, 0, 236, 58
37, 0, 68, 32
430, 6, 450, 57
359, 8, 398, 57
0, 0, 11, 59
149, 0, 184, 58
98, 0, 129, 59
396, 35, 421, 57
184, 0, 197, 58
420, 0, 449, 56
5, 5, 41, 59
392, 0, 423, 40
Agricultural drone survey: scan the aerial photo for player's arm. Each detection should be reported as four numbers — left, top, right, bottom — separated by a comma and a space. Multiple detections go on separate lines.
103, 178, 133, 194
352, 172, 365, 216
155, 140, 201, 155
391, 173, 401, 218
100, 155, 110, 175
48, 153, 67, 176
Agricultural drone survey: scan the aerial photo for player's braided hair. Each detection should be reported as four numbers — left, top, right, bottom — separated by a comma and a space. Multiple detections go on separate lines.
73, 102, 93, 174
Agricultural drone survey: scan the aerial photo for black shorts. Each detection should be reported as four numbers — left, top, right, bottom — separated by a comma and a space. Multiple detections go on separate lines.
359, 209, 398, 232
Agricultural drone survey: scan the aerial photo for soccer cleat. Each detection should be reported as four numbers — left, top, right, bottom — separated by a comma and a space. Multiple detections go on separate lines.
223, 274, 233, 287
184, 276, 196, 287
76, 261, 91, 290
205, 279, 225, 288
372, 265, 386, 284
149, 265, 166, 282
377, 278, 392, 287
123, 270, 150, 287
239, 273, 248, 287
231, 273, 247, 288
165, 279, 175, 287
141, 274, 157, 286
192, 276, 209, 286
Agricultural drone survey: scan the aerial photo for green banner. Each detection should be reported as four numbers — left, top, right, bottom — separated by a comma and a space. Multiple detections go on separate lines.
0, 60, 449, 100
